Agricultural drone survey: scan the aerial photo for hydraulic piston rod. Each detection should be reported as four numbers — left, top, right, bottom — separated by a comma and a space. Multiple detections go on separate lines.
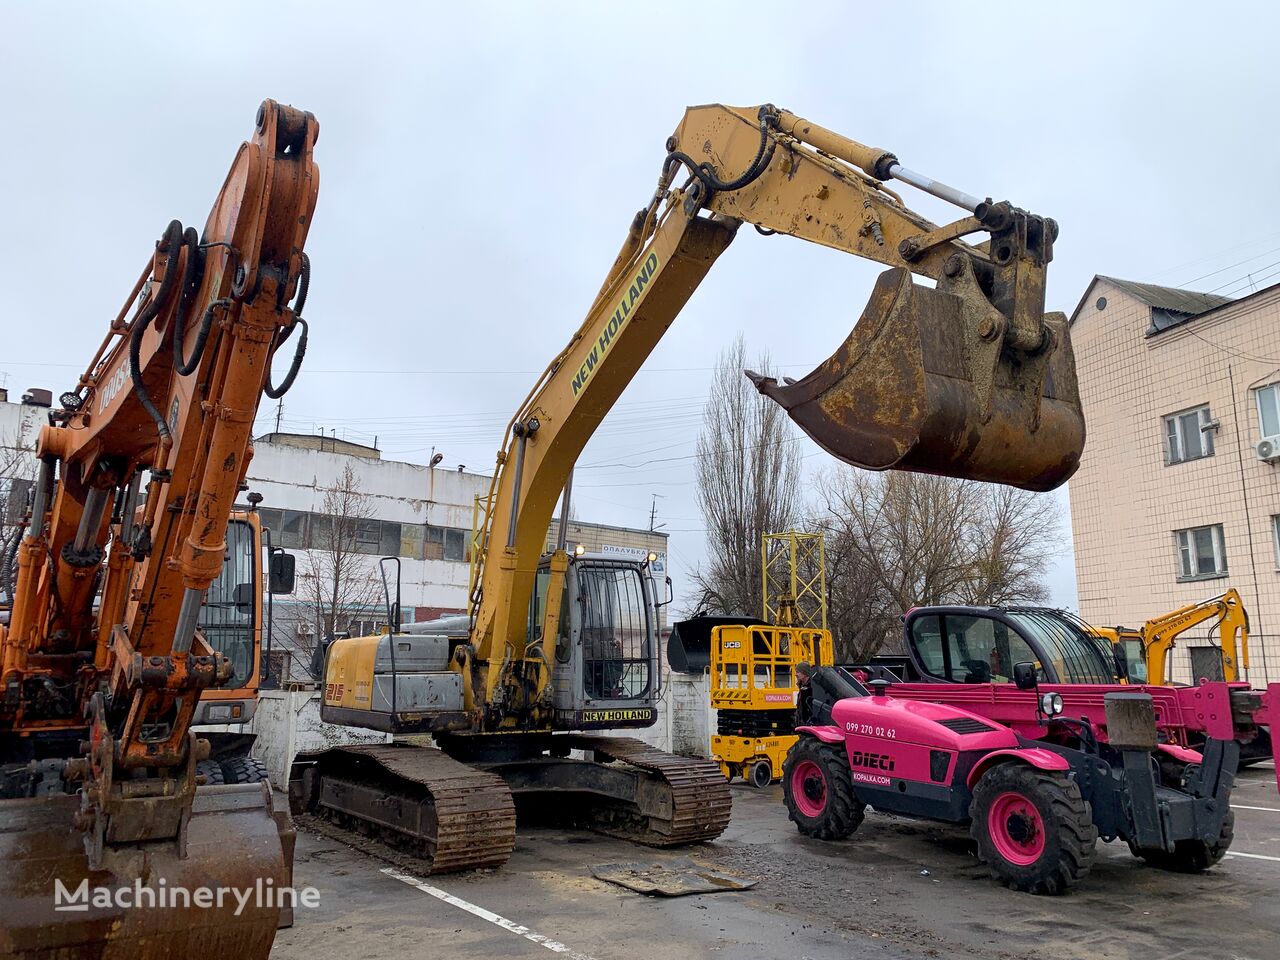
775, 109, 983, 211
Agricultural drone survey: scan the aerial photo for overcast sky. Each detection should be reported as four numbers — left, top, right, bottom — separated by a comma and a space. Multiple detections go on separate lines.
4, 2, 1278, 613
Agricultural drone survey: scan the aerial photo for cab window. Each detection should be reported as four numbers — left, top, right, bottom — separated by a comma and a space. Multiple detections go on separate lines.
909, 615, 946, 675
943, 615, 1000, 683
910, 613, 1028, 683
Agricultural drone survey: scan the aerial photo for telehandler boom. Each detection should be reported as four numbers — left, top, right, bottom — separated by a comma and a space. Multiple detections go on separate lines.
305, 103, 1086, 874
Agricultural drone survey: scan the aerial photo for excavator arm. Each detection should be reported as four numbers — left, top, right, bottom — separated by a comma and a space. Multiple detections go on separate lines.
1143, 588, 1250, 685
465, 103, 1084, 720
0, 100, 317, 949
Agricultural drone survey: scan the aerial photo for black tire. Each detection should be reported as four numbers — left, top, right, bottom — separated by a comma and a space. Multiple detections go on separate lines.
970, 764, 1097, 895
749, 759, 773, 789
221, 755, 271, 785
1136, 809, 1234, 873
196, 759, 225, 786
782, 736, 864, 840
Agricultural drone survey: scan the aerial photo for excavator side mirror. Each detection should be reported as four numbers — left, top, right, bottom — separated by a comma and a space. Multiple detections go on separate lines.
1012, 661, 1039, 691
269, 551, 296, 594
655, 576, 674, 609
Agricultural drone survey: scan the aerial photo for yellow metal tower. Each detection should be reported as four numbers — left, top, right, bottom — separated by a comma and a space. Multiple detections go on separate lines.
762, 531, 827, 629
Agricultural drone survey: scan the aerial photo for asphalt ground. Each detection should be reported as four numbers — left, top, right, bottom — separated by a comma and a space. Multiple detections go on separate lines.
271, 762, 1279, 960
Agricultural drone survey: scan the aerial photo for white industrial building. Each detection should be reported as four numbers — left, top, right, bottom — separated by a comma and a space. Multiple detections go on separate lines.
0, 393, 705, 758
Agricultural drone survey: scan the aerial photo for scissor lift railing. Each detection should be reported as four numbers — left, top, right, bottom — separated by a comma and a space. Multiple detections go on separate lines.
711, 624, 832, 709
710, 621, 833, 787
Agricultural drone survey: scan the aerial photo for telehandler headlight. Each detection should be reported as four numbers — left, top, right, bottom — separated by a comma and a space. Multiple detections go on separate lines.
574, 544, 586, 556
1039, 692, 1064, 717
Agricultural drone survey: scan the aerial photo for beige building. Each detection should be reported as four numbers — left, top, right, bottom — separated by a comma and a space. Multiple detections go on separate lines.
1068, 276, 1280, 685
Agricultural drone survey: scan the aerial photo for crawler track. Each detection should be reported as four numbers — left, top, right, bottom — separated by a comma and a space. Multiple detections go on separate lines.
305, 743, 516, 874
564, 735, 733, 846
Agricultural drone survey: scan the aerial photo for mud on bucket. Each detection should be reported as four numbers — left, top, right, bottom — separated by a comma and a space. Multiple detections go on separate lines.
748, 267, 1085, 493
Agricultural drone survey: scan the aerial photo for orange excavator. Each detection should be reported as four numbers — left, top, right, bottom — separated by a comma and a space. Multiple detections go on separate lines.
0, 101, 317, 959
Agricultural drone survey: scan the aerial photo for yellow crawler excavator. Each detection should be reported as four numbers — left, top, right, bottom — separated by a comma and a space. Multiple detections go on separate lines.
298, 103, 1087, 873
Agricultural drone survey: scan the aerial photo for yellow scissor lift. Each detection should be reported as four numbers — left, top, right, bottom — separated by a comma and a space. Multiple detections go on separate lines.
710, 532, 834, 787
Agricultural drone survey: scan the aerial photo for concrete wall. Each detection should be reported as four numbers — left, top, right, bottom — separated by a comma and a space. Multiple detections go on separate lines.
249, 689, 390, 786
630, 663, 712, 758
1069, 280, 1280, 685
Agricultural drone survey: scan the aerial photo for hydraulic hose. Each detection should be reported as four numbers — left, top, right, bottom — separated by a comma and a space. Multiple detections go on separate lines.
129, 220, 185, 441
665, 105, 779, 198
264, 253, 311, 399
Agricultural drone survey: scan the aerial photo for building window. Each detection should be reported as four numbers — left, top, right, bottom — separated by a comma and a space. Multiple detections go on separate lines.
422, 524, 468, 563
279, 510, 309, 548
444, 527, 467, 562
1273, 515, 1280, 569
1164, 405, 1215, 464
1257, 383, 1280, 440
353, 518, 382, 555
346, 618, 385, 638
423, 525, 444, 560
1174, 524, 1227, 580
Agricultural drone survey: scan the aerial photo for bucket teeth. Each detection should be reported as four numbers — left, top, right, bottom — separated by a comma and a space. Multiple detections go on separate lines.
749, 267, 1085, 492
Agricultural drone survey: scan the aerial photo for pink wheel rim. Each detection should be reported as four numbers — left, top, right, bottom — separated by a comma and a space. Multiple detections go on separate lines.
791, 760, 827, 818
987, 791, 1045, 865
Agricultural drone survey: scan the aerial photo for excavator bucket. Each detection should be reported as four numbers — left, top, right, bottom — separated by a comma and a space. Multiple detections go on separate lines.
750, 268, 1085, 492
0, 784, 292, 959
667, 616, 767, 674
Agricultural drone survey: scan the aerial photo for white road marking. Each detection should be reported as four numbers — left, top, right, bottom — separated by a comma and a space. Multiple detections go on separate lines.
1224, 851, 1280, 863
382, 867, 597, 959
1233, 804, 1280, 813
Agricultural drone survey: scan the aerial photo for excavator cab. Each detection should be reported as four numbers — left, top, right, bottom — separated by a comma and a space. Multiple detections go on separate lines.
545, 553, 662, 728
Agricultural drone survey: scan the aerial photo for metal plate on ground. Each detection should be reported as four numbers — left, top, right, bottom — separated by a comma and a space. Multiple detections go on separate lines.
589, 857, 757, 896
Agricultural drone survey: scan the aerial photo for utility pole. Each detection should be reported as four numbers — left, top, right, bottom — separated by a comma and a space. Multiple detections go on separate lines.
274, 399, 284, 433
648, 493, 666, 533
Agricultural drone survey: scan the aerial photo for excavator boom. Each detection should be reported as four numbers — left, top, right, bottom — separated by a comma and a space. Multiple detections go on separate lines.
0, 100, 317, 959
470, 103, 1084, 692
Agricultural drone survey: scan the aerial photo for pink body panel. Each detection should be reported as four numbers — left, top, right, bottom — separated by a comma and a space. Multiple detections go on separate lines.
1156, 742, 1204, 765
883, 681, 1238, 743
795, 724, 844, 745
966, 747, 1070, 788
826, 695, 1021, 785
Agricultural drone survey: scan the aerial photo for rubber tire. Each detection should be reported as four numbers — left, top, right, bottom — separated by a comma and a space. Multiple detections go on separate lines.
970, 764, 1097, 895
749, 759, 773, 789
196, 759, 225, 785
221, 755, 271, 785
782, 737, 864, 840
1135, 810, 1234, 873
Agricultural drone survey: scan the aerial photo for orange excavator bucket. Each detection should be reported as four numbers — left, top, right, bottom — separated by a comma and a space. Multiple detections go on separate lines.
750, 267, 1084, 493
0, 784, 293, 959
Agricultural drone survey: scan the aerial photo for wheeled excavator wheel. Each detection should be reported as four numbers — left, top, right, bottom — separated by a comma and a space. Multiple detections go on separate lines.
222, 755, 271, 785
196, 759, 225, 785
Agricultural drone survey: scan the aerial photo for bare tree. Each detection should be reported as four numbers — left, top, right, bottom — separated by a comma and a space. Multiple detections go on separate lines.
813, 468, 1061, 660
297, 464, 384, 650
691, 336, 802, 616
0, 423, 38, 602
958, 485, 1060, 606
